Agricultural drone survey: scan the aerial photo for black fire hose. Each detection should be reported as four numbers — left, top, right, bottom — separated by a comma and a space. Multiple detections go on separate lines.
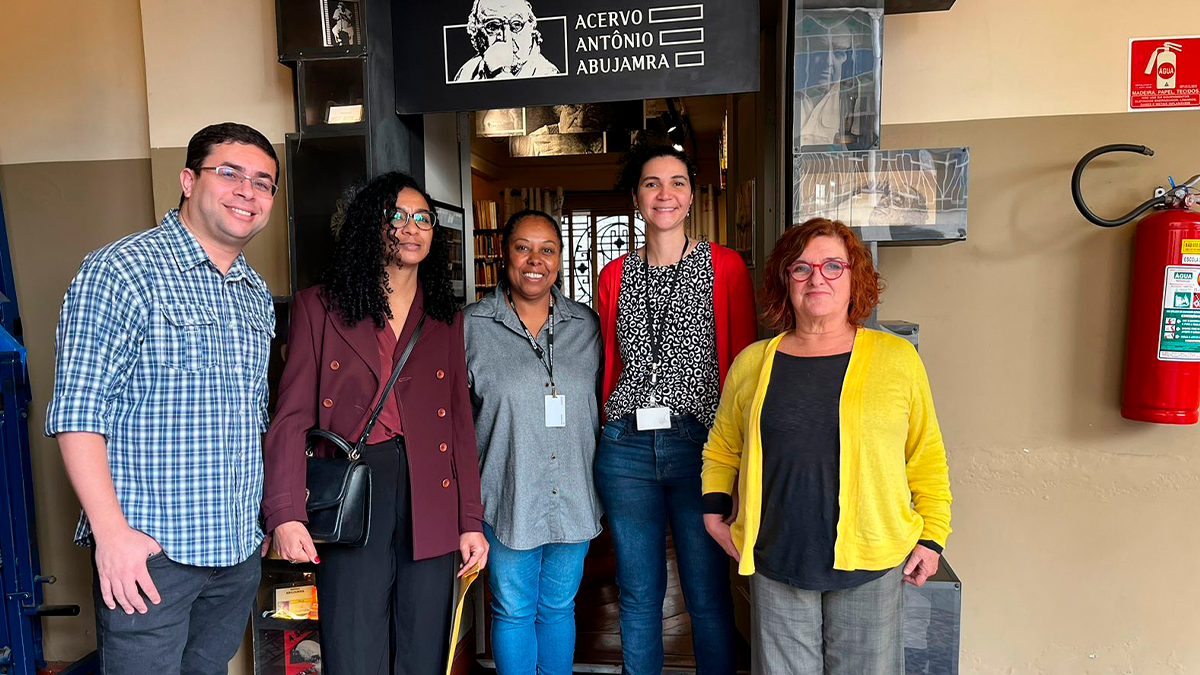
1072, 144, 1168, 227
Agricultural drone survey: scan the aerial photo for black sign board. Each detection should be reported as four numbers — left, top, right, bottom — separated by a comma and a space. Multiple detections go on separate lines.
395, 0, 760, 114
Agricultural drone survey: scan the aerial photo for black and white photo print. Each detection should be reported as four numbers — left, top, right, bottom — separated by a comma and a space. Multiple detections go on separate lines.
444, 0, 567, 83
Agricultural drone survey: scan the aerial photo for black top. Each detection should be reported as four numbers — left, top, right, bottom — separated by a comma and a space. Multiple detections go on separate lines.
607, 242, 720, 427
754, 351, 889, 591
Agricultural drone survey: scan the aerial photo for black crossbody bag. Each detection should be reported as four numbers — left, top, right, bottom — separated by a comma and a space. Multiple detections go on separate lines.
304, 313, 427, 546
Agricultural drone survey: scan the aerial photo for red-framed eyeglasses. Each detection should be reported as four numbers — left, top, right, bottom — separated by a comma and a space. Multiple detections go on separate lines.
786, 259, 850, 282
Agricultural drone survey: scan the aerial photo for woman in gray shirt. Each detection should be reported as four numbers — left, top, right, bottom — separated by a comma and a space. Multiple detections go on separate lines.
464, 209, 603, 675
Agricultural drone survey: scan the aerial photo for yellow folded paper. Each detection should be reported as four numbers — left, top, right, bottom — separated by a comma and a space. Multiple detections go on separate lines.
446, 564, 480, 675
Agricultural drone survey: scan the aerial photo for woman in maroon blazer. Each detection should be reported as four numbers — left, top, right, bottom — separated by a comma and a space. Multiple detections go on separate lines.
262, 172, 487, 675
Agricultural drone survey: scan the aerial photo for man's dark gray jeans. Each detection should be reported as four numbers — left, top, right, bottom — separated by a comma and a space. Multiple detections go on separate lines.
92, 550, 260, 675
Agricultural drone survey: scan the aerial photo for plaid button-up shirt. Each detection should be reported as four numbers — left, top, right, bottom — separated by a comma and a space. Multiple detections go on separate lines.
46, 209, 274, 567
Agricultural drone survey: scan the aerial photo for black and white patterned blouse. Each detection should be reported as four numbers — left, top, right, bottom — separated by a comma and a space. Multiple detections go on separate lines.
607, 241, 720, 428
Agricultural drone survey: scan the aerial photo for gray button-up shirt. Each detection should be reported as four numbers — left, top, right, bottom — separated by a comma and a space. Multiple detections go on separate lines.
465, 284, 603, 550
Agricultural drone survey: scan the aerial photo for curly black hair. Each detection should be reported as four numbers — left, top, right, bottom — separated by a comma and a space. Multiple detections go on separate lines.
614, 143, 698, 194
320, 172, 459, 327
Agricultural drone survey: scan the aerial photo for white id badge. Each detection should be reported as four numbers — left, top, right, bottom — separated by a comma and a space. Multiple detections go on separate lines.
544, 394, 567, 427
635, 406, 672, 431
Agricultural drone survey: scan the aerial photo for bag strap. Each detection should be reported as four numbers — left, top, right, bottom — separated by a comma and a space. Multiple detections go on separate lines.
351, 312, 428, 459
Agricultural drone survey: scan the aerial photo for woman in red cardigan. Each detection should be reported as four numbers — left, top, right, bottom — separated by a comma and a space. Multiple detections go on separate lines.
262, 172, 487, 675
595, 144, 757, 674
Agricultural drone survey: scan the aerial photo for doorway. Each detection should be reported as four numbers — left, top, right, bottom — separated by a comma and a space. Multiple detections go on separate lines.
466, 95, 757, 674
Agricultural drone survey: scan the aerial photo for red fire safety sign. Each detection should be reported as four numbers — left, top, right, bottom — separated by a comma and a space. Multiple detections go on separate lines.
1129, 36, 1200, 111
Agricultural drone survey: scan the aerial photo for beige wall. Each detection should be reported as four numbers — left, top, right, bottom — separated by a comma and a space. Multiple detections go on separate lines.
879, 110, 1200, 671
0, 0, 155, 664
138, 0, 295, 147
0, 159, 157, 662
139, 0, 296, 296
0, 0, 150, 164
883, 0, 1200, 123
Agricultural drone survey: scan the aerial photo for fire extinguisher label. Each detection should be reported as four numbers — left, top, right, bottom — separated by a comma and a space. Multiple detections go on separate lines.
1159, 266, 1200, 360
1182, 239, 1200, 264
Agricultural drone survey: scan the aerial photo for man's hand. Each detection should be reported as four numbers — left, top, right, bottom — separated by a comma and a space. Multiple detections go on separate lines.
902, 543, 940, 587
458, 532, 489, 578
271, 521, 319, 564
703, 513, 741, 561
94, 526, 162, 614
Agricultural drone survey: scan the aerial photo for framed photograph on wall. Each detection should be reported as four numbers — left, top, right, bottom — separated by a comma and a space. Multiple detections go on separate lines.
476, 108, 527, 137
321, 0, 362, 47
735, 179, 755, 269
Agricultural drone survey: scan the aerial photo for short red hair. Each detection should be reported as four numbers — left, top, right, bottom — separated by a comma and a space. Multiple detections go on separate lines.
759, 218, 884, 332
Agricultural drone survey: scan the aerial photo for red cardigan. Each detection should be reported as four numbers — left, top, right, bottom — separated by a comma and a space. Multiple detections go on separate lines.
597, 242, 758, 413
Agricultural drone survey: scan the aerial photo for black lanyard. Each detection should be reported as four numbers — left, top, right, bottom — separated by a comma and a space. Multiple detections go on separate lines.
644, 236, 689, 401
506, 287, 555, 393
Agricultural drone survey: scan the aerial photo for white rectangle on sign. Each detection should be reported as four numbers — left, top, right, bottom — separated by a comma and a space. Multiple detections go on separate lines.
676, 51, 706, 68
649, 4, 705, 23
659, 28, 705, 46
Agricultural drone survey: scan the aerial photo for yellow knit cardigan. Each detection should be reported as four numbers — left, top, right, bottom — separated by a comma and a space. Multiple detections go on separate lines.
701, 328, 952, 575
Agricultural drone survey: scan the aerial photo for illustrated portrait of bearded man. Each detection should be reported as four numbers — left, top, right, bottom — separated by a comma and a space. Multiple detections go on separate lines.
453, 0, 560, 81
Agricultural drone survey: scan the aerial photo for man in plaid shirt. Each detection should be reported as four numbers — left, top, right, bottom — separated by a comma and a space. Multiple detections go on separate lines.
46, 123, 279, 674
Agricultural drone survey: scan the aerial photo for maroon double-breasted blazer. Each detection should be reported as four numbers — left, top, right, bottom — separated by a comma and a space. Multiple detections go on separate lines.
262, 284, 484, 560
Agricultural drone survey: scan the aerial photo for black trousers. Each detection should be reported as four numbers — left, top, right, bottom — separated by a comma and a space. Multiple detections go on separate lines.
317, 437, 456, 675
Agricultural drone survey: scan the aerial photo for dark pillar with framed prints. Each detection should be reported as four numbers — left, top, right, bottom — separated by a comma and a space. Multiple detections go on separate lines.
276, 0, 426, 295
254, 2, 448, 671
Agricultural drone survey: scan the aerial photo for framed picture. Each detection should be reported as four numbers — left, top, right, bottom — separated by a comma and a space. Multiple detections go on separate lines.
321, 0, 362, 47
509, 130, 606, 158
735, 179, 755, 269
325, 104, 363, 124
793, 7, 882, 152
476, 108, 527, 137
791, 148, 970, 244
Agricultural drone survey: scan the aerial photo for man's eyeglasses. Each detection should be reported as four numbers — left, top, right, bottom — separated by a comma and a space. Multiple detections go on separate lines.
787, 260, 850, 282
389, 208, 437, 231
482, 18, 527, 38
199, 166, 278, 197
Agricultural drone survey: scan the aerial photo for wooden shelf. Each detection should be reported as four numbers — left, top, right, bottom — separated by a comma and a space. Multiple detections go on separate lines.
884, 0, 955, 13
254, 615, 319, 631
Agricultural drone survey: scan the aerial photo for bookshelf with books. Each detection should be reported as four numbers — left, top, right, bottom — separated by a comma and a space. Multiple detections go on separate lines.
472, 198, 501, 300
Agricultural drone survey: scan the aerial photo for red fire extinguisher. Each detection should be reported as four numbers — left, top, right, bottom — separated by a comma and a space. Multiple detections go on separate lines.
1073, 144, 1200, 424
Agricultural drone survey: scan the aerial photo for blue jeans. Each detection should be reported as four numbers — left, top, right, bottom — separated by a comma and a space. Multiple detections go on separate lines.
484, 523, 591, 675
594, 415, 736, 675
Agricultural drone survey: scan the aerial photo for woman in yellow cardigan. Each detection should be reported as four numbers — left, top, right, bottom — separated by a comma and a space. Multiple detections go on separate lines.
701, 218, 952, 675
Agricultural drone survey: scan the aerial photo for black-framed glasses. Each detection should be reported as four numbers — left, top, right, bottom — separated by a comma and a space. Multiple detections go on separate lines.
199, 166, 278, 197
389, 208, 437, 231
787, 259, 850, 282
482, 17, 527, 38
